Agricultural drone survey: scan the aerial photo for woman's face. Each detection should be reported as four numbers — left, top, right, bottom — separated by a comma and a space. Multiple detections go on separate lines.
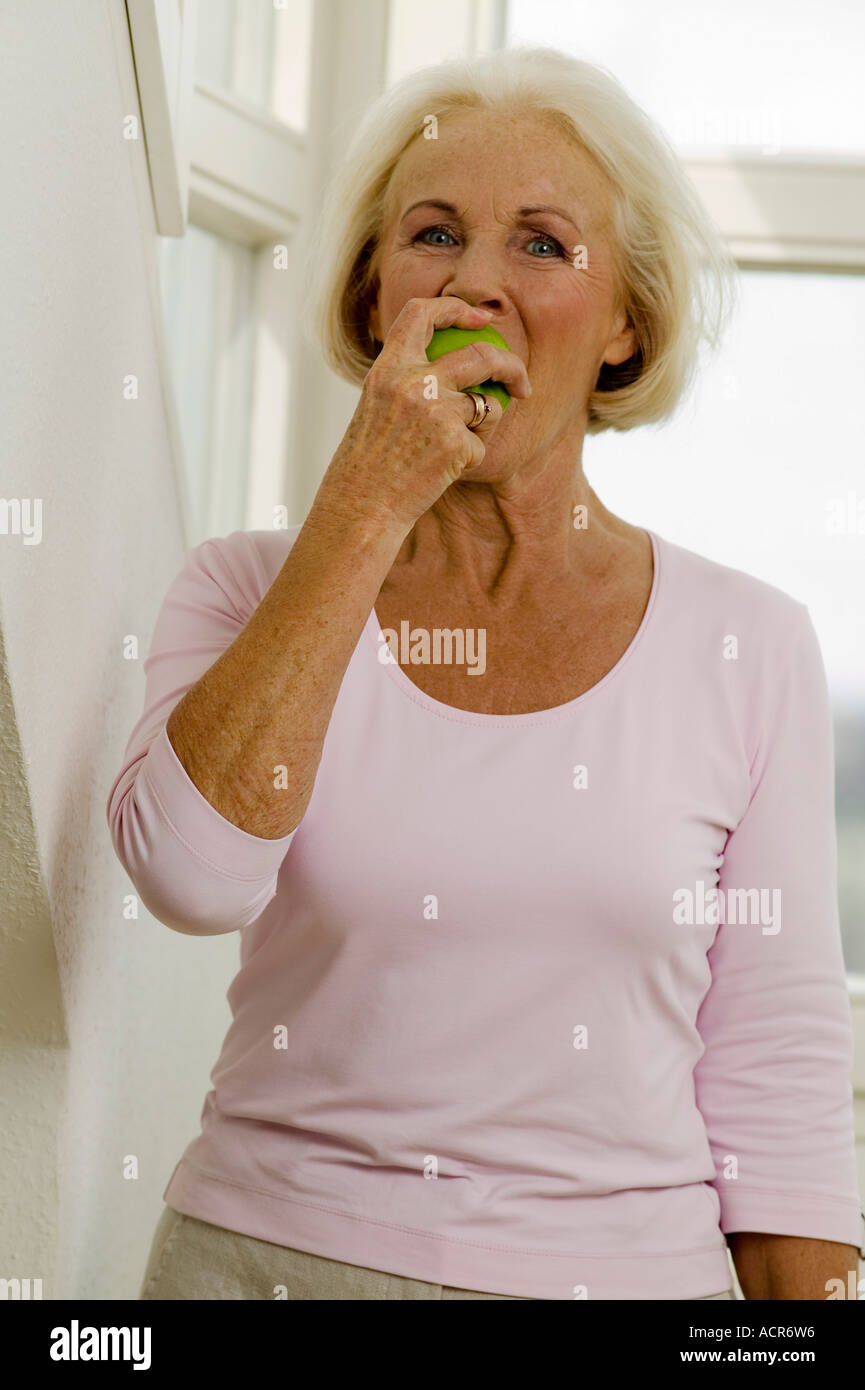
369, 107, 636, 481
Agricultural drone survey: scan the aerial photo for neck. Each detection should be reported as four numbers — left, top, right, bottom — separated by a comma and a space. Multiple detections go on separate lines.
390, 445, 637, 606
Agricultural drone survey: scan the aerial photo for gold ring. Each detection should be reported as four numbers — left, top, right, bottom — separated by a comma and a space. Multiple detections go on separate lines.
465, 391, 492, 430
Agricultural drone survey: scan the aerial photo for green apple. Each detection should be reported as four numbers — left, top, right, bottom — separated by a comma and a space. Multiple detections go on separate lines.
426, 326, 511, 412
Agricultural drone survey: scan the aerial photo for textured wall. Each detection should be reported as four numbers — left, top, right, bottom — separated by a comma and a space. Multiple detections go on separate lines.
0, 0, 239, 1298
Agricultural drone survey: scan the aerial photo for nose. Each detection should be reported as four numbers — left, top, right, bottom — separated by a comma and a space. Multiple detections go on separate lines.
458, 296, 502, 315
443, 290, 505, 324
442, 240, 507, 319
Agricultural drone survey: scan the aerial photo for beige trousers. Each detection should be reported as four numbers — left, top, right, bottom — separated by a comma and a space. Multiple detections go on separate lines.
139, 1205, 734, 1301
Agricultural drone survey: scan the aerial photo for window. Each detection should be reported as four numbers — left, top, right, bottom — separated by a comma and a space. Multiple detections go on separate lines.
387, 0, 504, 85
132, 0, 314, 548
194, 0, 312, 130
507, 0, 865, 155
156, 226, 256, 544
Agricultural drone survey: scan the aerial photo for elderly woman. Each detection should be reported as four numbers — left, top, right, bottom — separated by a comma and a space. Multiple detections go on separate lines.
108, 46, 863, 1301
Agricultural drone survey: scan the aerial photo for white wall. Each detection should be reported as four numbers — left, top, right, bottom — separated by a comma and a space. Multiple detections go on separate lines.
0, 0, 239, 1298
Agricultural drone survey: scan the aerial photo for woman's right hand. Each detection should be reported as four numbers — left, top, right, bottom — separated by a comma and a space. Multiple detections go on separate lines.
312, 296, 532, 539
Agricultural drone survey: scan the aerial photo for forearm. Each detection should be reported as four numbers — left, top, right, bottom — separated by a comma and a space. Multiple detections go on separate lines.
166, 501, 404, 839
727, 1233, 860, 1300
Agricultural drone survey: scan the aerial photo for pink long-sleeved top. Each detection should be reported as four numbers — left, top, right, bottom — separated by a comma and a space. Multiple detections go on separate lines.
106, 523, 863, 1300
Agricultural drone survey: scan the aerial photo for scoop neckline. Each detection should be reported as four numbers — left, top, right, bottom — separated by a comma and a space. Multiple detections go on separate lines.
363, 528, 661, 727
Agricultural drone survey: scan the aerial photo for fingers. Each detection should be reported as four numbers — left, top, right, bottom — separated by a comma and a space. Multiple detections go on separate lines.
460, 388, 503, 435
389, 295, 495, 360
378, 296, 531, 403
436, 339, 530, 401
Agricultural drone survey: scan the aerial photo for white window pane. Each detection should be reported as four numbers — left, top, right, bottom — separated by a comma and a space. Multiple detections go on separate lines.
194, 0, 311, 130
271, 0, 313, 130
387, 0, 485, 86
157, 225, 256, 545
506, 0, 865, 154
195, 0, 249, 96
583, 269, 865, 969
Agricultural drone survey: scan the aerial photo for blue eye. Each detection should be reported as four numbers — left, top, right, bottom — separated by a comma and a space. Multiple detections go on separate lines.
414, 224, 566, 257
415, 225, 457, 246
526, 234, 566, 258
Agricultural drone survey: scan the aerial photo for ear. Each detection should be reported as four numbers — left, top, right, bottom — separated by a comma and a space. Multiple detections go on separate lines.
602, 308, 637, 368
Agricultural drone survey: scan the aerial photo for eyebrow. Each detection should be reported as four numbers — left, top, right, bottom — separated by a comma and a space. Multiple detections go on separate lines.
400, 199, 584, 235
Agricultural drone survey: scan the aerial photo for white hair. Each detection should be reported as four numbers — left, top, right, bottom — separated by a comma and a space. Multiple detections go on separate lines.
300, 45, 738, 434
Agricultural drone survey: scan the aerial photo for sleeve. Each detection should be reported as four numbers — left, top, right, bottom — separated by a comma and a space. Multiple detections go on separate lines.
693, 601, 865, 1251
105, 532, 297, 936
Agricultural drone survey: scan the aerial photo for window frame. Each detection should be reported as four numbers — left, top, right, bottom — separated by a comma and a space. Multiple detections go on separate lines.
126, 0, 195, 236
684, 151, 865, 272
